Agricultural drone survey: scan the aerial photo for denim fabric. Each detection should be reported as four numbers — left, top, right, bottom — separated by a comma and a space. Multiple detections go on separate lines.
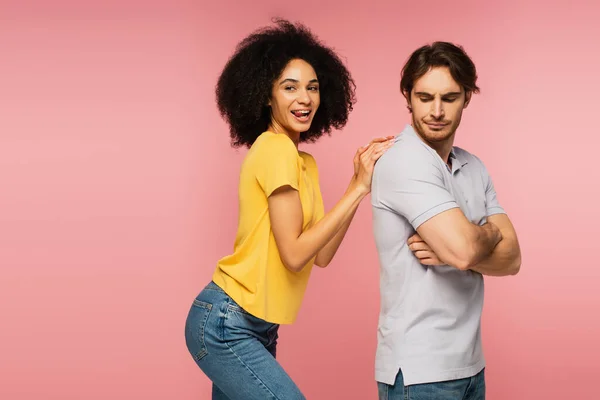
378, 368, 485, 400
185, 281, 305, 400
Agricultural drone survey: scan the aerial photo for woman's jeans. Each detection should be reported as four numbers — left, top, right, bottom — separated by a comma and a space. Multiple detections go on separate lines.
185, 281, 305, 400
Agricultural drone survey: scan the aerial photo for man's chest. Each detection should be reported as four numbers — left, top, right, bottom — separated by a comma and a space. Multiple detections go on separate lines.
444, 166, 488, 225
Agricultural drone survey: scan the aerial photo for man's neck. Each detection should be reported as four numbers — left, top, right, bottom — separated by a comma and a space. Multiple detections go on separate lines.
428, 140, 454, 166
412, 129, 455, 165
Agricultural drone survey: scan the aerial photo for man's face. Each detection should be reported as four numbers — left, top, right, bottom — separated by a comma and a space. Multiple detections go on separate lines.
406, 66, 470, 144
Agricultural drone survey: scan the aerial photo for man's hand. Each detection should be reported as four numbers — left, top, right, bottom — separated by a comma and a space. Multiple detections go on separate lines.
407, 233, 445, 266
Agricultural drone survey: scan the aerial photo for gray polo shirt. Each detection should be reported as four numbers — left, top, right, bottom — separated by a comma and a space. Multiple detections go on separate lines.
371, 124, 505, 386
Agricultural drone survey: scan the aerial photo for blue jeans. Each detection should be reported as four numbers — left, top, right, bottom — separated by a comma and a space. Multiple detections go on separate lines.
378, 369, 485, 400
184, 281, 305, 400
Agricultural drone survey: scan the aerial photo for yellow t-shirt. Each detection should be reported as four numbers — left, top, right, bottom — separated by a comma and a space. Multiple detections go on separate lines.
212, 131, 325, 324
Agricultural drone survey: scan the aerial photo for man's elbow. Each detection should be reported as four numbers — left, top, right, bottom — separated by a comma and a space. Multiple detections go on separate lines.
508, 254, 521, 275
451, 243, 482, 271
454, 257, 477, 271
498, 244, 521, 276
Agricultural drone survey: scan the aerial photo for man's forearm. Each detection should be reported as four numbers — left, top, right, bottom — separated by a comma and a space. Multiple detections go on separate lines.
415, 208, 503, 271
470, 229, 521, 276
450, 223, 502, 270
462, 222, 503, 269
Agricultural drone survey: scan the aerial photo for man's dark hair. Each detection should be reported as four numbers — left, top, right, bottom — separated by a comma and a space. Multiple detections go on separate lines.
400, 41, 480, 104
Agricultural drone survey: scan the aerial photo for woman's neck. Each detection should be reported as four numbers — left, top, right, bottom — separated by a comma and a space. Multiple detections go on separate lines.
267, 124, 300, 148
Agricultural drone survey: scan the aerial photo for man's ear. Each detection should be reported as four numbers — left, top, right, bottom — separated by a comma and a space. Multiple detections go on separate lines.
464, 92, 472, 109
403, 90, 412, 113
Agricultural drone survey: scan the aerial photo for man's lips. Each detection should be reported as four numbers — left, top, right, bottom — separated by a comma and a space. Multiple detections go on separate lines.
425, 122, 449, 129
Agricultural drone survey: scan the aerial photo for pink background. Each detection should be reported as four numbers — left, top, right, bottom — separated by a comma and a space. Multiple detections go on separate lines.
1, 0, 598, 399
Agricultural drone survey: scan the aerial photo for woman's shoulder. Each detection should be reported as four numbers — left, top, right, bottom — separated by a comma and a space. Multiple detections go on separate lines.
298, 151, 320, 180
243, 131, 300, 170
252, 131, 297, 153
298, 151, 317, 167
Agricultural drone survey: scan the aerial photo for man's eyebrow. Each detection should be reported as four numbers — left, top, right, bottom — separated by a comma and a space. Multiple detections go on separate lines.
414, 91, 462, 96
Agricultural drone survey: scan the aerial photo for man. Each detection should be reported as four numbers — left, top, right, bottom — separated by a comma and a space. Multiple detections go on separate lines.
371, 42, 521, 400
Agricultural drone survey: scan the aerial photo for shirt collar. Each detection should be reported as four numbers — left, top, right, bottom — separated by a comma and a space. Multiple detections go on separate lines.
399, 124, 468, 171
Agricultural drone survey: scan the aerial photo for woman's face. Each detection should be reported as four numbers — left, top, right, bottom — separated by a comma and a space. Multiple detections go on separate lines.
268, 59, 320, 138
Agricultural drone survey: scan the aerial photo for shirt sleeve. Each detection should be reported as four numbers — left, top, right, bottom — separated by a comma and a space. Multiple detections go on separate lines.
474, 155, 505, 217
255, 135, 300, 197
372, 141, 459, 230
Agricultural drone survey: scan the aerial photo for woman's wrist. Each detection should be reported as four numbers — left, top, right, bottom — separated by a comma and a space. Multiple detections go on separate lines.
346, 175, 368, 199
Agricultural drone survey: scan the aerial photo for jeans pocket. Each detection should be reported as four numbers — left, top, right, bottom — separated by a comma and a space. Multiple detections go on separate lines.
226, 298, 251, 316
185, 299, 213, 361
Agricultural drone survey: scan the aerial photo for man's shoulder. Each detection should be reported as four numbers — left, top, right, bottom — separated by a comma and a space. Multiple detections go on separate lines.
375, 133, 438, 174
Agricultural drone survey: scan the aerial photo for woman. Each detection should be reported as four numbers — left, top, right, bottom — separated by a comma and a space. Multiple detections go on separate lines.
185, 19, 393, 399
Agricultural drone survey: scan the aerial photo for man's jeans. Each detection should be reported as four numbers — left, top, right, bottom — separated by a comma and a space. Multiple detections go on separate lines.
185, 281, 305, 400
378, 368, 485, 400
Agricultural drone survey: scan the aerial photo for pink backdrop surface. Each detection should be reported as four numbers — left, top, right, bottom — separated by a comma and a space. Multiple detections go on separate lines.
1, 0, 598, 399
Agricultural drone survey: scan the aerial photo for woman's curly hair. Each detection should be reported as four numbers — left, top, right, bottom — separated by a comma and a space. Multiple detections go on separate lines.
215, 19, 356, 148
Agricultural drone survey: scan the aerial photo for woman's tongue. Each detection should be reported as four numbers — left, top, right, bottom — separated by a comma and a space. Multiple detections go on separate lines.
291, 110, 310, 121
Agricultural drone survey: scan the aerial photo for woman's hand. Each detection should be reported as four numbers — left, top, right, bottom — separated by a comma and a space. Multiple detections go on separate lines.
350, 136, 395, 195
